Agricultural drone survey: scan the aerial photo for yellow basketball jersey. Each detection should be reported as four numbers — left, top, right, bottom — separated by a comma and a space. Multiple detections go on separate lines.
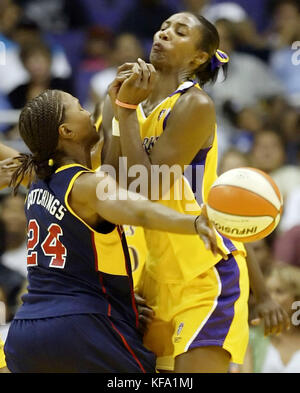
135, 81, 246, 283
124, 226, 147, 287
93, 118, 147, 287
0, 338, 6, 368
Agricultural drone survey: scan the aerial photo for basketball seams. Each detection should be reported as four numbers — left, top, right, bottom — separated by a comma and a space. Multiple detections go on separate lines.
212, 167, 282, 210
207, 167, 282, 242
245, 167, 282, 207
209, 184, 281, 214
247, 167, 282, 203
207, 206, 276, 219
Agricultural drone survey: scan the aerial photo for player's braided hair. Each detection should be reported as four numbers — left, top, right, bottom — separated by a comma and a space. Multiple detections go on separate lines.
193, 15, 228, 86
10, 89, 65, 194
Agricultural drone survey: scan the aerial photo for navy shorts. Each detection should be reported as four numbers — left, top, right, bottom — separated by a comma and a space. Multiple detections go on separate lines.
4, 314, 156, 373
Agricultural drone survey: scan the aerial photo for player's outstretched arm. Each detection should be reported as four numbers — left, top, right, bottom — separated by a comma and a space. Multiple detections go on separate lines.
69, 171, 226, 259
0, 142, 20, 161
0, 158, 21, 190
245, 243, 290, 336
0, 142, 32, 188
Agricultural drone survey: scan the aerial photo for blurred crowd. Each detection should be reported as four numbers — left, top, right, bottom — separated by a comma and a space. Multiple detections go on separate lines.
0, 0, 299, 373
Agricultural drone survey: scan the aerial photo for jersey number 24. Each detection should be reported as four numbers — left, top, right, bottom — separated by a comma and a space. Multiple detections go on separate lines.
27, 219, 67, 269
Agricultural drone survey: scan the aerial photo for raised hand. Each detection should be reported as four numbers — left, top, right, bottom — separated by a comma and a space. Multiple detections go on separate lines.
108, 62, 136, 117
117, 58, 157, 106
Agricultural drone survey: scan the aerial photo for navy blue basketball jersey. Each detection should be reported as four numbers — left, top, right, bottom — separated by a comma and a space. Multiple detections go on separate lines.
15, 164, 139, 328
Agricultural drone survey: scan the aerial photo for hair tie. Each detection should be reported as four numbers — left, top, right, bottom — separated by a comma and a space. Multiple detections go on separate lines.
211, 49, 229, 72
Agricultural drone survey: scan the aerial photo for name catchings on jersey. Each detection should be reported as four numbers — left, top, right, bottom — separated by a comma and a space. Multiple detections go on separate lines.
26, 188, 67, 220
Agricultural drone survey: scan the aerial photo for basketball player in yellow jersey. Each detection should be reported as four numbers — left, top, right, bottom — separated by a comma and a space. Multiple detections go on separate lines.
104, 12, 290, 372
0, 338, 8, 373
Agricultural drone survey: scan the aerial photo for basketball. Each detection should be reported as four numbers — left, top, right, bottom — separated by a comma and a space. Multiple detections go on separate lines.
206, 167, 283, 243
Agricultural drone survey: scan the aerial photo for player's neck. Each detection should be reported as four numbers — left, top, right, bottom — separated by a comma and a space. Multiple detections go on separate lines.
56, 145, 92, 170
145, 71, 183, 106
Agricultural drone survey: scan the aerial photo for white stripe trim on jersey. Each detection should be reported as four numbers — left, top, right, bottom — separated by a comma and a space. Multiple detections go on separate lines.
215, 230, 231, 255
138, 97, 170, 120
184, 266, 222, 352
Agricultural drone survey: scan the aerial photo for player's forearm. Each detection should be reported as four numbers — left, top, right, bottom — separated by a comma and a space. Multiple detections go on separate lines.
101, 129, 122, 169
133, 199, 197, 234
245, 243, 270, 301
118, 108, 161, 199
0, 143, 32, 188
98, 192, 197, 235
101, 96, 122, 171
0, 142, 19, 160
118, 108, 152, 170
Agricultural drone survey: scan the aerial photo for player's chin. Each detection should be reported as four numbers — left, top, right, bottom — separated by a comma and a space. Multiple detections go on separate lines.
149, 51, 167, 69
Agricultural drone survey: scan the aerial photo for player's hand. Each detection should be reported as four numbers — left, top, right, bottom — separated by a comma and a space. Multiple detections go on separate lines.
195, 204, 228, 260
0, 157, 20, 189
134, 293, 155, 336
117, 59, 157, 106
108, 63, 135, 118
250, 296, 290, 336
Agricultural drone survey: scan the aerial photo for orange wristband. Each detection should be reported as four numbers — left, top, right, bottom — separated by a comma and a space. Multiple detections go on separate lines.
115, 99, 138, 110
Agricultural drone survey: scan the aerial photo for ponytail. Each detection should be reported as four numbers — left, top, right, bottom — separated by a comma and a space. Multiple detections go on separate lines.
193, 15, 229, 86
10, 153, 55, 195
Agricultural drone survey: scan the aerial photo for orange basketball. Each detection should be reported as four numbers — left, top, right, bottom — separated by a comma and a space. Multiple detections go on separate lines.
206, 167, 283, 242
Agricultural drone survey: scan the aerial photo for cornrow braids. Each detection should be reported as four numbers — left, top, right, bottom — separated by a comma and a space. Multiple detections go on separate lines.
10, 89, 65, 194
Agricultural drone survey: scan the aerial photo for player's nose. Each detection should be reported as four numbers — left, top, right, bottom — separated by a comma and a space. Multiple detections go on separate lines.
158, 29, 171, 41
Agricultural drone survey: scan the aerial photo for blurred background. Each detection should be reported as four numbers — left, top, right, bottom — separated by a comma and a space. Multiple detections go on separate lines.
0, 0, 299, 373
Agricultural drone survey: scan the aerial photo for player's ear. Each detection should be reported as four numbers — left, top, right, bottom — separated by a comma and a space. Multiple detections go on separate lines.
58, 124, 74, 140
191, 51, 209, 69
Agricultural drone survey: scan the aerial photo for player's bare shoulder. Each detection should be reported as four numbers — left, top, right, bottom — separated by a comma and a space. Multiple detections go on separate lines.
175, 85, 215, 120
70, 171, 97, 206
184, 85, 214, 107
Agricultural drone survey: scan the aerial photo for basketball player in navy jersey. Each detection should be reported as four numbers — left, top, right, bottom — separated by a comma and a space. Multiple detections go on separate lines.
2, 89, 222, 373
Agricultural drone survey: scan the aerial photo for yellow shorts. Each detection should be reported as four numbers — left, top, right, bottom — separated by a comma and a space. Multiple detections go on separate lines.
0, 339, 6, 369
138, 252, 249, 371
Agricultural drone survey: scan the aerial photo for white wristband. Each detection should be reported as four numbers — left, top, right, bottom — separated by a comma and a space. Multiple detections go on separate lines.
112, 117, 120, 137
